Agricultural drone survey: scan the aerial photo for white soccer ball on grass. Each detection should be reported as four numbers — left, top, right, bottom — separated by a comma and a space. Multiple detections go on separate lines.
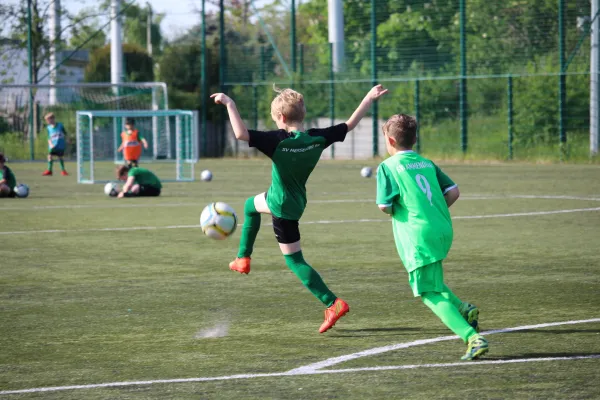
14, 183, 29, 198
104, 182, 119, 197
201, 170, 213, 182
200, 202, 238, 240
360, 166, 373, 178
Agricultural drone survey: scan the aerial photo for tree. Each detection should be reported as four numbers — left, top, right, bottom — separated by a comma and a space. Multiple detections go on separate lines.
85, 43, 154, 82
68, 8, 107, 51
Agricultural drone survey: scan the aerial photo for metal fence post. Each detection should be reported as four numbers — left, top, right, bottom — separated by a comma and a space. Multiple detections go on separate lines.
200, 0, 207, 158
329, 43, 335, 159
558, 0, 567, 160
508, 75, 514, 160
27, 0, 35, 160
414, 79, 421, 153
459, 0, 468, 154
291, 0, 296, 73
371, 0, 378, 157
219, 0, 226, 157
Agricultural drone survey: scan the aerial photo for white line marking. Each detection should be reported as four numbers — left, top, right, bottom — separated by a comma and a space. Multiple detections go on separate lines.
2, 194, 599, 211
288, 317, 600, 373
2, 207, 600, 236
1, 318, 598, 395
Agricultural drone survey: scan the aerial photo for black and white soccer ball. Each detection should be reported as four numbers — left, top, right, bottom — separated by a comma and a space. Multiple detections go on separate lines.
200, 202, 238, 240
201, 170, 213, 182
14, 183, 29, 198
104, 182, 119, 197
360, 166, 373, 178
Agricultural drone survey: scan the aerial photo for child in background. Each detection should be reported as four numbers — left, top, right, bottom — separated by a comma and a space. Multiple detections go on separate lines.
0, 153, 17, 198
117, 118, 148, 168
42, 113, 69, 176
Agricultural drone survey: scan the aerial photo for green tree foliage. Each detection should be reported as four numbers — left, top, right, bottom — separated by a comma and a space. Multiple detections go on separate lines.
84, 43, 153, 82
68, 8, 108, 51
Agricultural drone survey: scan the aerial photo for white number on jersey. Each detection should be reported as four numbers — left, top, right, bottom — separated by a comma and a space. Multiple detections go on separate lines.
415, 174, 433, 205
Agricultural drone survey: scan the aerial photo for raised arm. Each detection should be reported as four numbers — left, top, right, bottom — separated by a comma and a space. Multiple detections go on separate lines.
211, 93, 250, 142
345, 84, 388, 132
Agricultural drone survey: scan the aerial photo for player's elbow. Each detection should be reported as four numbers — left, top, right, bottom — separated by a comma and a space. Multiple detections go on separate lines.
378, 204, 392, 214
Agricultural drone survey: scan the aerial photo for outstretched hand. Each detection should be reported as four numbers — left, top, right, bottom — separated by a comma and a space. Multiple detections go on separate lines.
210, 93, 234, 106
368, 84, 388, 101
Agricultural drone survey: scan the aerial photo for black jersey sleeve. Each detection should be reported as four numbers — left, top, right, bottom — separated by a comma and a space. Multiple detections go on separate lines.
307, 123, 348, 147
248, 129, 290, 158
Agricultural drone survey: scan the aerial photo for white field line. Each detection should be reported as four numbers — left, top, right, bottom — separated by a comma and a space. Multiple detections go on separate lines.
2, 207, 600, 236
1, 194, 599, 211
288, 317, 600, 374
0, 318, 598, 395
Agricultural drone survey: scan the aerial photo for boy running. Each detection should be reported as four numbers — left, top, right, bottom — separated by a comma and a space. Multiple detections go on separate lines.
0, 153, 17, 198
117, 118, 148, 168
376, 114, 488, 360
115, 165, 162, 198
211, 84, 388, 333
42, 113, 69, 176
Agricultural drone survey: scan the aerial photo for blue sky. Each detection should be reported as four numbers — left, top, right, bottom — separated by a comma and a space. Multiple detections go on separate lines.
2, 0, 275, 40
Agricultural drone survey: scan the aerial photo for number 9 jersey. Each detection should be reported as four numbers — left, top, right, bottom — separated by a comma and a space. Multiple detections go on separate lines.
376, 150, 457, 272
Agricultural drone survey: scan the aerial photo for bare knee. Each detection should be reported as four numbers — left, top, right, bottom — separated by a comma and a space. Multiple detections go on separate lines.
131, 184, 140, 194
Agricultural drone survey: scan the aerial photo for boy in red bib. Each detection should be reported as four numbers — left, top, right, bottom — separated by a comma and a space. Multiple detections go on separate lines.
117, 118, 148, 167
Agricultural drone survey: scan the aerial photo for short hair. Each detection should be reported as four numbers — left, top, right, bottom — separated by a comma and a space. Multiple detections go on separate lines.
382, 114, 418, 148
270, 85, 306, 124
116, 164, 130, 177
44, 112, 55, 120
125, 118, 135, 125
0, 153, 5, 163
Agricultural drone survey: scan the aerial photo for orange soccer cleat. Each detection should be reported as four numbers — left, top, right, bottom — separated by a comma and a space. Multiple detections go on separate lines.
229, 257, 251, 274
42, 170, 52, 176
61, 170, 69, 176
319, 298, 350, 333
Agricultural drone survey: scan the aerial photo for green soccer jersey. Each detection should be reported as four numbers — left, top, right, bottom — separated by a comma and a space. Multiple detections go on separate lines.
376, 151, 457, 272
0, 165, 16, 189
249, 124, 348, 220
128, 167, 162, 189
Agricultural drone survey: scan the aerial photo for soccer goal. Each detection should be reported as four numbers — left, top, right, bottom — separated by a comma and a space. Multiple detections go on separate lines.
76, 110, 198, 184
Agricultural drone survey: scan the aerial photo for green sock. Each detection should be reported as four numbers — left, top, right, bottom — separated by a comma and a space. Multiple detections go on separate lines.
47, 160, 53, 172
237, 197, 261, 258
284, 251, 337, 307
441, 284, 463, 310
59, 159, 65, 171
421, 292, 478, 342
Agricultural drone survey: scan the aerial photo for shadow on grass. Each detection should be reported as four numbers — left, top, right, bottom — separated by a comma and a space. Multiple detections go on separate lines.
486, 352, 600, 361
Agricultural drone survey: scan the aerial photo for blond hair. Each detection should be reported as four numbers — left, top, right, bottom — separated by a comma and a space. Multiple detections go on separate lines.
44, 112, 55, 121
270, 85, 306, 124
383, 114, 418, 148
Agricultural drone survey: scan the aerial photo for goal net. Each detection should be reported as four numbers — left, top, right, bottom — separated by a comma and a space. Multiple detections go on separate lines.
0, 83, 169, 160
76, 110, 197, 184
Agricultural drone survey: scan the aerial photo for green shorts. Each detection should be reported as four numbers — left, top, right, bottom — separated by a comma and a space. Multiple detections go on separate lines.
408, 261, 445, 297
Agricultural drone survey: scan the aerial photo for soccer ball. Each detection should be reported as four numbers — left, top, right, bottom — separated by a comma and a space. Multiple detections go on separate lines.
360, 166, 373, 178
14, 183, 29, 198
104, 182, 119, 197
200, 202, 238, 240
201, 170, 213, 182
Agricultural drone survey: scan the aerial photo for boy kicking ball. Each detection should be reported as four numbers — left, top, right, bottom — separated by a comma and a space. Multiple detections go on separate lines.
375, 114, 488, 360
42, 113, 69, 176
211, 84, 388, 333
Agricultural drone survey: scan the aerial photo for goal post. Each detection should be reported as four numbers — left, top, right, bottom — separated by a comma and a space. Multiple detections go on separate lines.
76, 110, 197, 184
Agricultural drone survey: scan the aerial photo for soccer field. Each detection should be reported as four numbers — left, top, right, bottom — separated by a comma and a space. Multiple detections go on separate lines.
1, 160, 599, 399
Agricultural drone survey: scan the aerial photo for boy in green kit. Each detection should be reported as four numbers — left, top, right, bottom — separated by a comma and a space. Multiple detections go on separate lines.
0, 153, 17, 198
211, 84, 388, 333
376, 114, 488, 360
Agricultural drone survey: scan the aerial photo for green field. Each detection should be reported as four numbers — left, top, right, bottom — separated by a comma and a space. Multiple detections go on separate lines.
1, 160, 600, 399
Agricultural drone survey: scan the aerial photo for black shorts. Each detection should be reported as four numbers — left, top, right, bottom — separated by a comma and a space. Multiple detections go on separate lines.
272, 216, 300, 244
126, 160, 139, 167
138, 185, 161, 197
49, 149, 64, 157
